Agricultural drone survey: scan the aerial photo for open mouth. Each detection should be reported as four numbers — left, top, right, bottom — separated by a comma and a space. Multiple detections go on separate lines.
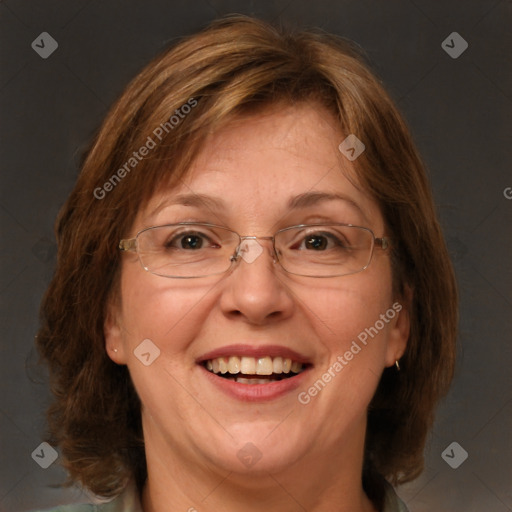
203, 355, 307, 384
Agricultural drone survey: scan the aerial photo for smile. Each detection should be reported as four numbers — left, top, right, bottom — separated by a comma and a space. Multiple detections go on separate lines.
204, 356, 305, 384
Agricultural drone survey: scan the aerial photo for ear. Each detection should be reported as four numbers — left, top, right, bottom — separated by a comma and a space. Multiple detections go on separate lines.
384, 286, 412, 368
104, 295, 128, 365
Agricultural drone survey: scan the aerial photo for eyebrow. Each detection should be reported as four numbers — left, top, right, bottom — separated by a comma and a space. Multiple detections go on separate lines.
287, 191, 365, 216
149, 191, 366, 220
148, 193, 225, 218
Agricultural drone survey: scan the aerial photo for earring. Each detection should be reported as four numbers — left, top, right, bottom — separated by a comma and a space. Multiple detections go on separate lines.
113, 348, 118, 353
395, 360, 400, 371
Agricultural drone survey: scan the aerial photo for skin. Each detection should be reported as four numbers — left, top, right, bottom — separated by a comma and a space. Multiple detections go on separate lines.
105, 102, 410, 512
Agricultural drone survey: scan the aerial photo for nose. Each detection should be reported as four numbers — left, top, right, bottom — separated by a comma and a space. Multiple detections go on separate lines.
219, 238, 295, 325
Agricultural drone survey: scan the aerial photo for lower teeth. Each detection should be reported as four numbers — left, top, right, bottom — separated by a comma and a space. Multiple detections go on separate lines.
234, 377, 276, 384
220, 374, 295, 384
204, 365, 304, 384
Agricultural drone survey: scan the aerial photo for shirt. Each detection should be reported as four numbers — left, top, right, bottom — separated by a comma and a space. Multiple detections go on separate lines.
35, 480, 409, 512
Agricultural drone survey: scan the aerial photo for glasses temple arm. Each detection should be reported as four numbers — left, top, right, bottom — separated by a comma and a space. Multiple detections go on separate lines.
375, 237, 390, 250
119, 238, 137, 252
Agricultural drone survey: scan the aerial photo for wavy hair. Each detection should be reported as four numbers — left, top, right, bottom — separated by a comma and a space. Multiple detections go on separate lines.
36, 14, 458, 507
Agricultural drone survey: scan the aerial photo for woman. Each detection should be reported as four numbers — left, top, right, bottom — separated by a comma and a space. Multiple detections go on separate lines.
35, 15, 458, 512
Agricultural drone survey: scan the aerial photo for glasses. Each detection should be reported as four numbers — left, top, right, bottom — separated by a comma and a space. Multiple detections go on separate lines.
119, 222, 390, 279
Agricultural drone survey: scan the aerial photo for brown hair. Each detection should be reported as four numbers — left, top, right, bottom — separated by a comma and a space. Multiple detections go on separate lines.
36, 14, 458, 505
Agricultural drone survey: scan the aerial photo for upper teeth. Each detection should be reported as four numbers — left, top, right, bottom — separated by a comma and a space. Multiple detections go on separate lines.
206, 356, 304, 375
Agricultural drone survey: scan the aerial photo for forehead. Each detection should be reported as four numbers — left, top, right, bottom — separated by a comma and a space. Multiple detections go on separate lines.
139, 103, 383, 232
187, 102, 346, 187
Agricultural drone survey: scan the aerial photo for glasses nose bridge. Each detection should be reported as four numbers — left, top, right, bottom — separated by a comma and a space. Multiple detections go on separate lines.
239, 234, 274, 242
233, 234, 277, 264
239, 235, 276, 250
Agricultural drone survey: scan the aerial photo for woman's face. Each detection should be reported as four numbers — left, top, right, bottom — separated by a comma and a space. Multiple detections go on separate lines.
106, 103, 409, 480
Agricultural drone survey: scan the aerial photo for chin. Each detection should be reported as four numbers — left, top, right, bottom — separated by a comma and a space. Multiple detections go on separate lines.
197, 421, 306, 476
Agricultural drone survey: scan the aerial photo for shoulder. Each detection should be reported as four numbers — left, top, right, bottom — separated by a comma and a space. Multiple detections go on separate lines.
31, 506, 97, 512
31, 484, 142, 512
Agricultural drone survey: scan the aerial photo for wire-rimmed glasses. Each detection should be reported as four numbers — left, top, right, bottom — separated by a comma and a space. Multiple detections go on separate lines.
119, 222, 390, 278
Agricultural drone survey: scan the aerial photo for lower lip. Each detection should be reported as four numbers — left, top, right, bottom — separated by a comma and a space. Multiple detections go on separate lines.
199, 364, 311, 402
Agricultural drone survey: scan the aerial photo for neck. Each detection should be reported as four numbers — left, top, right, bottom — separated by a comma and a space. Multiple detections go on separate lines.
140, 422, 378, 512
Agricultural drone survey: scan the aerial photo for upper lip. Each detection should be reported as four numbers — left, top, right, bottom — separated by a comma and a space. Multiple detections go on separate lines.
196, 344, 312, 364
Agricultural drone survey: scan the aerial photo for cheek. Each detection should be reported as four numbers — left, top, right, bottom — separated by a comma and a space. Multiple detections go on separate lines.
117, 271, 217, 417
297, 283, 395, 426
307, 267, 393, 340
118, 267, 215, 354
300, 261, 395, 392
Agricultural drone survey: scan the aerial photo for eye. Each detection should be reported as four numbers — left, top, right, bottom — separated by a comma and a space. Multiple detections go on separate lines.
297, 231, 347, 251
179, 234, 204, 249
304, 234, 328, 250
165, 231, 217, 250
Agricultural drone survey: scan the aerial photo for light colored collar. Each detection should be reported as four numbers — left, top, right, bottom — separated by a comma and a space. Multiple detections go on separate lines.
105, 479, 408, 512
382, 481, 410, 512
99, 483, 142, 512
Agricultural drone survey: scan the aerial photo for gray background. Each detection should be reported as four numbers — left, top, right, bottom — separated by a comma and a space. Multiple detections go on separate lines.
1, 1, 511, 511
